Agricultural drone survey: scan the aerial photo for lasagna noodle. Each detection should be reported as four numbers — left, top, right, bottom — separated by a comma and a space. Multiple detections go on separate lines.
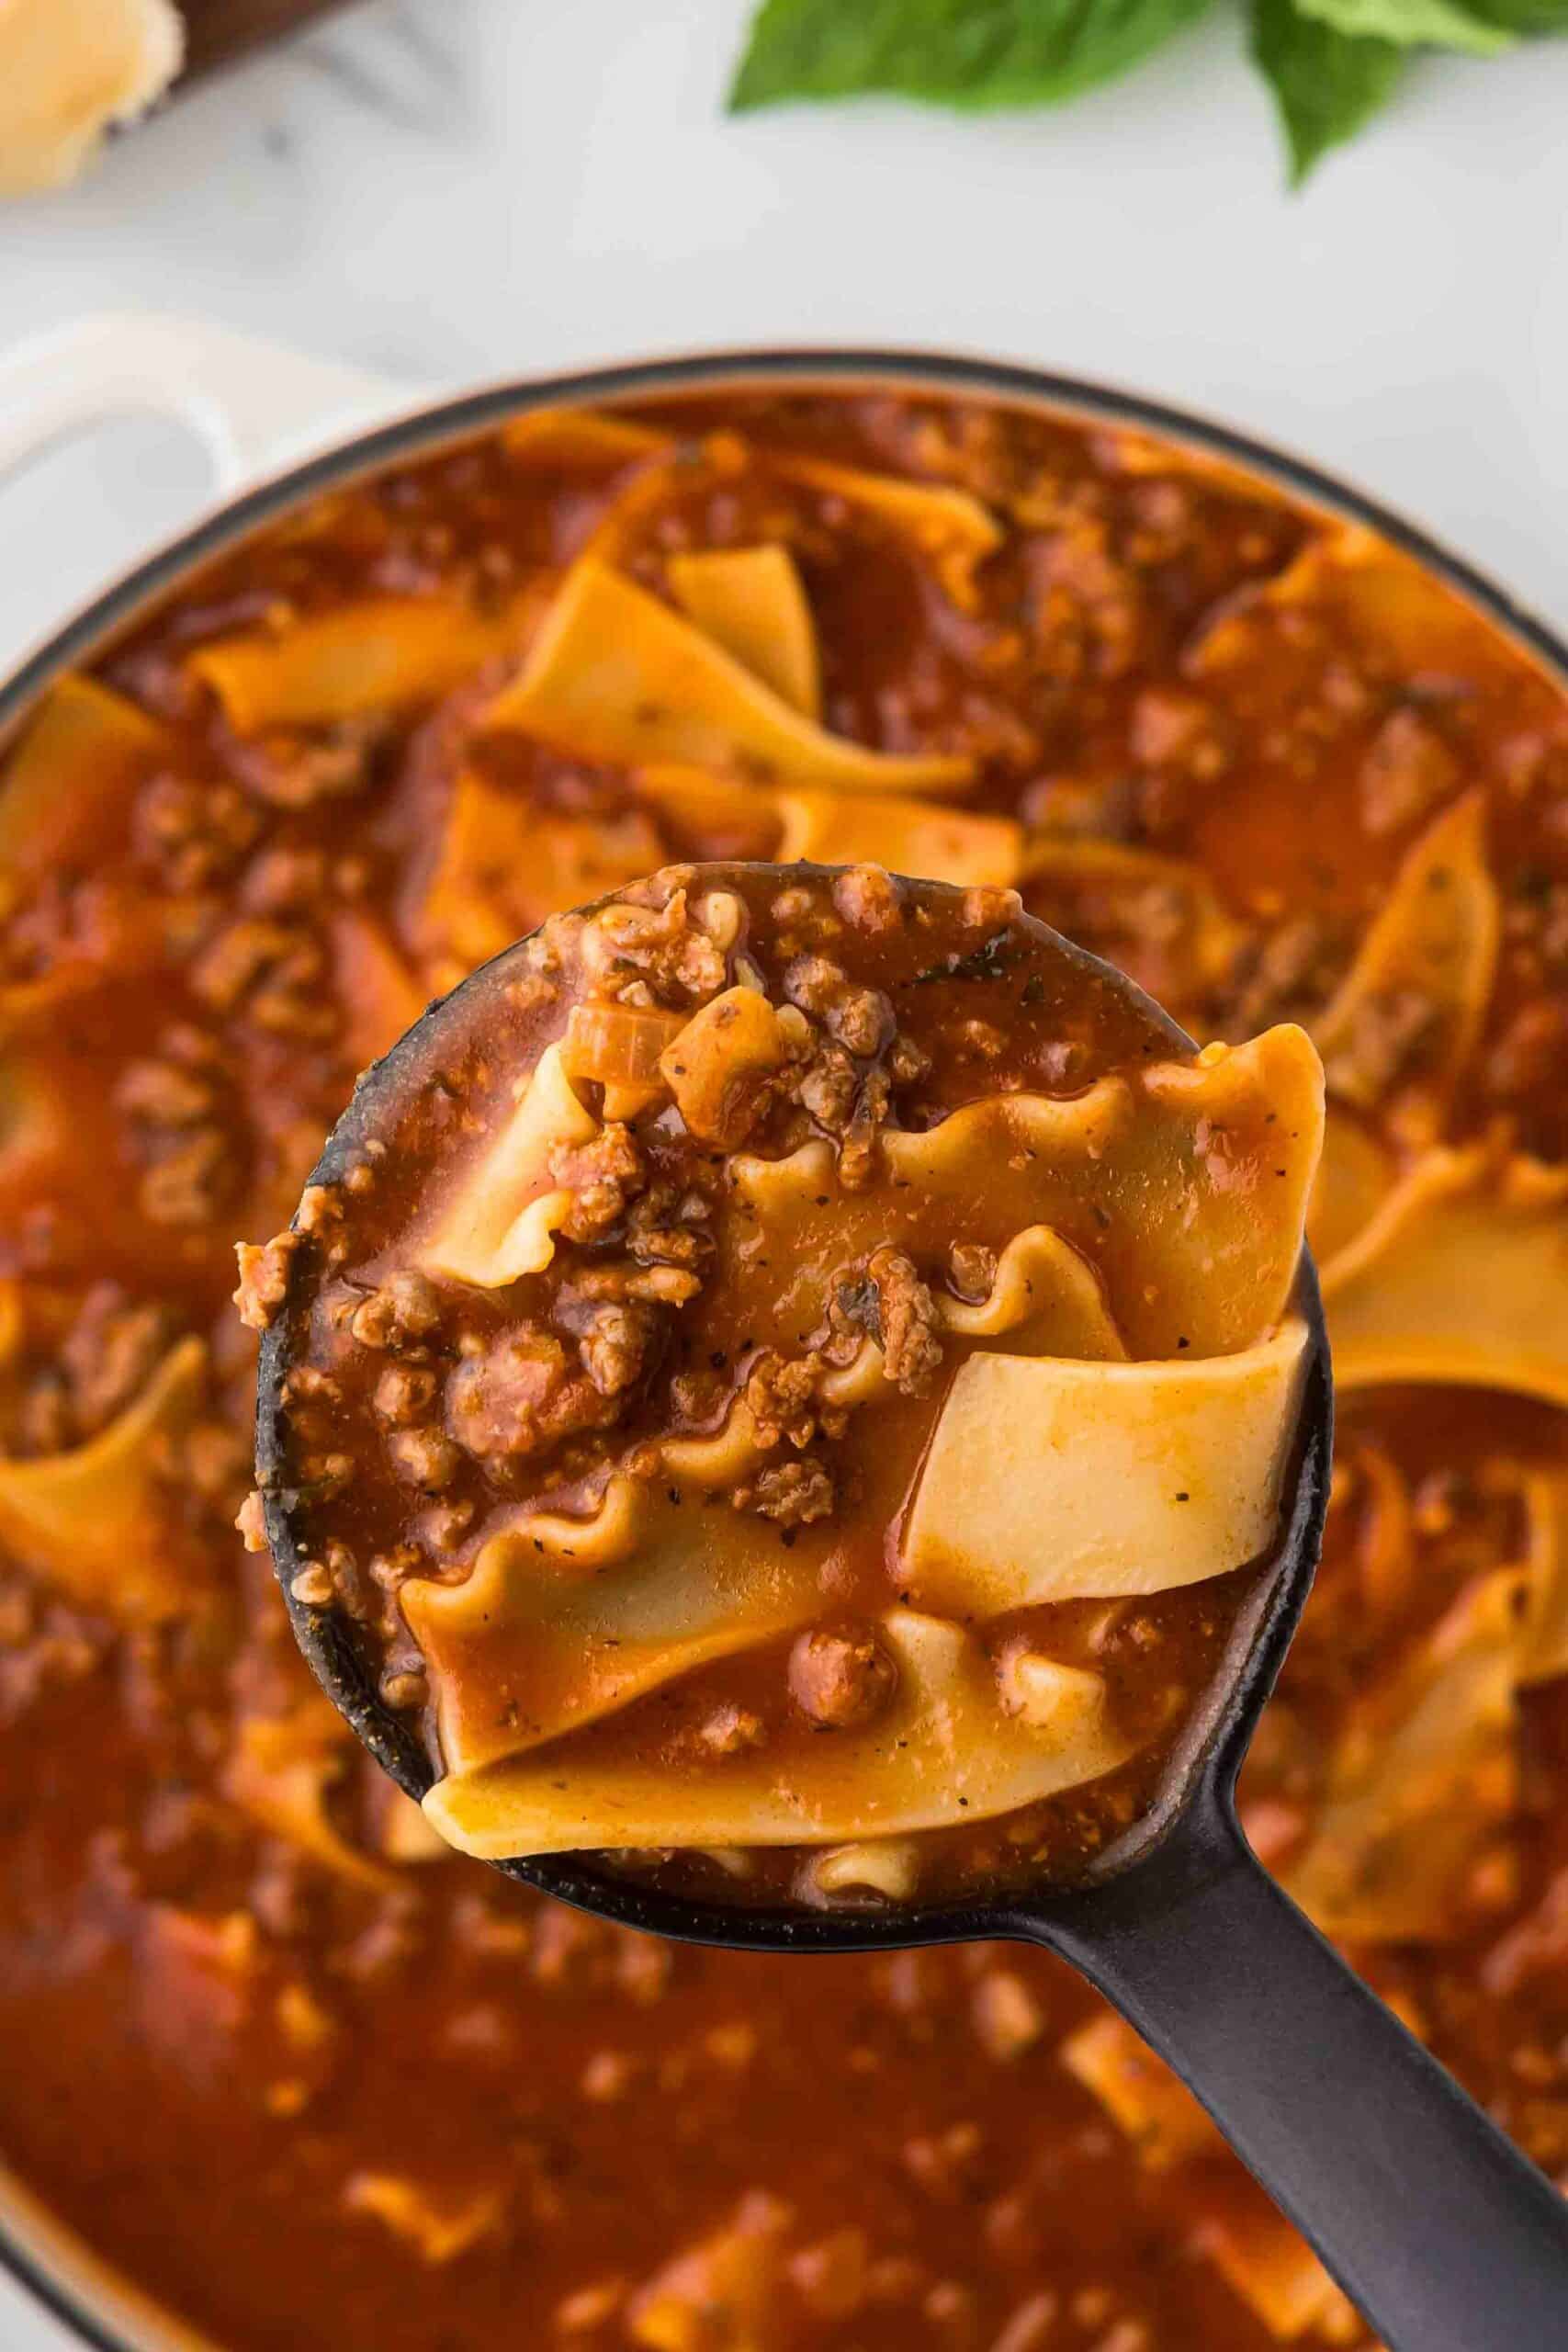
1304, 1109, 1395, 1270
502, 410, 1003, 605
420, 1044, 596, 1287
410, 768, 661, 982
329, 911, 428, 1071
0, 1336, 209, 1621
1312, 792, 1498, 1111
426, 1021, 1322, 1330
1282, 1567, 1524, 1944
224, 1696, 396, 1892
631, 764, 784, 860
190, 593, 538, 730
1244, 525, 1516, 682
407, 1229, 1110, 1775
0, 675, 167, 879
933, 1225, 1127, 1355
665, 546, 821, 717
637, 765, 1024, 890
485, 560, 975, 794
421, 1610, 1131, 1860
901, 1319, 1310, 1614
716, 1035, 1319, 1369
1021, 836, 1246, 1011
1060, 2013, 1220, 2172
344, 2176, 506, 2267
762, 450, 1001, 608
1320, 1147, 1568, 1408
1193, 2188, 1351, 2343
403, 1488, 829, 1777
874, 1024, 1325, 1361
772, 788, 1022, 888
502, 409, 665, 470
1519, 1469, 1568, 1687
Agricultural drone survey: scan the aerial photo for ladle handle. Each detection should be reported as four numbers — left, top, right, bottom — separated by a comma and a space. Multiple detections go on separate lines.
1033, 1816, 1568, 2350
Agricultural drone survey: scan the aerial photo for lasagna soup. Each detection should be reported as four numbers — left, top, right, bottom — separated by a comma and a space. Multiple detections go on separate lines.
0, 378, 1563, 2352
253, 863, 1320, 1901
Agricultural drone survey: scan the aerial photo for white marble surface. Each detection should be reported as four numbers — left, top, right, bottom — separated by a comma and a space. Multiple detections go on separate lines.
0, 0, 1566, 2342
0, 0, 1566, 670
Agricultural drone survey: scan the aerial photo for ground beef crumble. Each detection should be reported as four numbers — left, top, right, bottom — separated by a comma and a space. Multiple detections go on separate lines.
733, 1459, 836, 1527
569, 1298, 667, 1399
550, 1124, 646, 1242
234, 1232, 302, 1332
788, 1625, 897, 1728
445, 1332, 621, 1464
347, 1270, 441, 1351
743, 1350, 829, 1450
866, 1248, 944, 1396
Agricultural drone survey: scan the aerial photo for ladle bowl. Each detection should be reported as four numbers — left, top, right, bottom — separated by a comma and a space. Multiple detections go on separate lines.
256, 888, 1568, 2352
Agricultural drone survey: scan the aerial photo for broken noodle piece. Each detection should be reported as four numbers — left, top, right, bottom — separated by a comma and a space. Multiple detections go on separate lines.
484, 560, 975, 794
261, 863, 1321, 1910
666, 546, 822, 718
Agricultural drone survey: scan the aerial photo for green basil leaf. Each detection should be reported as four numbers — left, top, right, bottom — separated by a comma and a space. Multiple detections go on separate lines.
1293, 0, 1515, 51
1250, 0, 1405, 181
1462, 0, 1568, 28
730, 0, 1215, 115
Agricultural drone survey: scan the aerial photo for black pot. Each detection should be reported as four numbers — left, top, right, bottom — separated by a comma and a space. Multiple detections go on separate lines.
2, 338, 1563, 2352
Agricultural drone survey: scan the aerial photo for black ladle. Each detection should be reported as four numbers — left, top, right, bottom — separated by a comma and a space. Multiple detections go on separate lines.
257, 903, 1568, 2352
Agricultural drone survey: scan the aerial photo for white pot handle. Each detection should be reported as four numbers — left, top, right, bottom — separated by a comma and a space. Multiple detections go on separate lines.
0, 311, 404, 495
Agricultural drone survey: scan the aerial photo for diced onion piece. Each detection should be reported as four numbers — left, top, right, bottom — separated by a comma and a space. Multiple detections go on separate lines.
901, 1319, 1310, 1614
561, 1001, 685, 1091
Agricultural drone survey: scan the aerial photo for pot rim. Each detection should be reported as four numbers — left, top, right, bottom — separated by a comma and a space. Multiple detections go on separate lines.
5, 343, 1568, 749
2, 338, 1565, 2352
